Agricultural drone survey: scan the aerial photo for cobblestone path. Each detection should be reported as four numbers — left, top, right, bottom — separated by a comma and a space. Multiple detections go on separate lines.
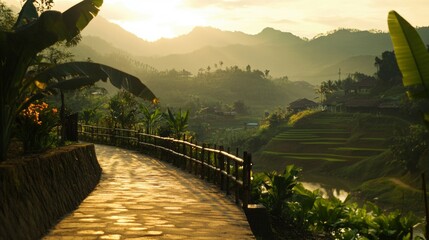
44, 144, 255, 240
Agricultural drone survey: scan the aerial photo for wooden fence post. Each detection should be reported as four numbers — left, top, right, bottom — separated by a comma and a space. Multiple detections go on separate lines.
111, 127, 115, 146
226, 147, 231, 195
182, 134, 187, 170
219, 146, 225, 191
235, 151, 240, 205
194, 141, 198, 175
137, 130, 141, 151
214, 144, 218, 184
242, 152, 251, 209
207, 144, 211, 182
94, 125, 98, 142
189, 139, 193, 173
201, 144, 206, 180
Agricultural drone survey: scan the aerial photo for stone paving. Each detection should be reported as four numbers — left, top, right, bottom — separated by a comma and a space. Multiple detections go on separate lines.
44, 144, 255, 239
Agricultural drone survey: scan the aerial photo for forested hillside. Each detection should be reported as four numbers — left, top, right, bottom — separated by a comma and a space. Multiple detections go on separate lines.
79, 16, 429, 83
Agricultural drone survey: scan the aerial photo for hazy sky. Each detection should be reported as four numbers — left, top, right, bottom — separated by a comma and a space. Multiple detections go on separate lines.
4, 0, 429, 41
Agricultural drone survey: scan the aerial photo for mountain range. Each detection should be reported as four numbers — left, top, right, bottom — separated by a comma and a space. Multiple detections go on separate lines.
77, 16, 429, 84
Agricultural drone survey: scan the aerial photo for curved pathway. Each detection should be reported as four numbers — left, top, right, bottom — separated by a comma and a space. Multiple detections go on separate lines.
44, 144, 254, 240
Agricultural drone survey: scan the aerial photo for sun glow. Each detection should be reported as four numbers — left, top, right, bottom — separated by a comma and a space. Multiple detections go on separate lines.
103, 0, 209, 41
3, 0, 428, 42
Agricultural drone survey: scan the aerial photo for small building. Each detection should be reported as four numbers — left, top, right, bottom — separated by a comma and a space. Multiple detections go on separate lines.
343, 98, 380, 113
344, 78, 376, 95
288, 98, 319, 113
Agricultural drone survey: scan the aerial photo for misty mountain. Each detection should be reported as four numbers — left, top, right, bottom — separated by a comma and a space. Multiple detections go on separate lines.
78, 16, 429, 84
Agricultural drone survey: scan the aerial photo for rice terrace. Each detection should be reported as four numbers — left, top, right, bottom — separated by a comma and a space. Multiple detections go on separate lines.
255, 112, 394, 172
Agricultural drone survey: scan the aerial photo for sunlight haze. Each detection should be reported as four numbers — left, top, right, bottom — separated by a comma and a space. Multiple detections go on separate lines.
3, 0, 428, 41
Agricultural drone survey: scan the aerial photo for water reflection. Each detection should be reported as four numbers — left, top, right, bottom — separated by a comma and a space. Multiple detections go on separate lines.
302, 182, 349, 202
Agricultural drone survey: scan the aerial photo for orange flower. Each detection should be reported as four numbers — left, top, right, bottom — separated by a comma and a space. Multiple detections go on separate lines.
20, 101, 53, 124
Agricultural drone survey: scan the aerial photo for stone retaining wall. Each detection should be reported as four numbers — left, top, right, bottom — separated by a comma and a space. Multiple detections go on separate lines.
0, 144, 102, 240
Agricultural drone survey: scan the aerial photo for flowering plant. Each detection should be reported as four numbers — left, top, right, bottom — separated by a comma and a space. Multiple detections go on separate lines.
15, 101, 59, 153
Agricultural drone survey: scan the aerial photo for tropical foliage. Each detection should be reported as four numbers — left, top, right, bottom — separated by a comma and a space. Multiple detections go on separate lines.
0, 1, 159, 160
387, 11, 429, 125
288, 109, 320, 126
34, 61, 156, 101
164, 108, 190, 138
251, 165, 421, 239
374, 51, 402, 87
107, 90, 139, 129
15, 100, 59, 153
140, 104, 163, 135
0, 0, 102, 161
390, 124, 429, 173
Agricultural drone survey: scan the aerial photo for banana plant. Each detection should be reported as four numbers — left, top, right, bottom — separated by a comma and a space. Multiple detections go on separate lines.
33, 61, 156, 101
165, 108, 190, 138
259, 165, 301, 219
388, 10, 429, 239
140, 105, 163, 135
0, 0, 102, 161
388, 11, 429, 123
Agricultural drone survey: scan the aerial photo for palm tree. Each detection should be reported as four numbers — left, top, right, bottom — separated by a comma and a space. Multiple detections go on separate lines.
264, 69, 270, 78
334, 80, 343, 90
0, 0, 102, 162
315, 84, 327, 104
325, 80, 337, 93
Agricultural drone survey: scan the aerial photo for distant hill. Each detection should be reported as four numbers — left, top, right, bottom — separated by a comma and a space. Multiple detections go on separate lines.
78, 16, 429, 84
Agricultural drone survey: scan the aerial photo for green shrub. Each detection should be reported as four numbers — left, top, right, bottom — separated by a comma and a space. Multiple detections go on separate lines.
288, 109, 320, 126
250, 165, 422, 239
390, 124, 429, 173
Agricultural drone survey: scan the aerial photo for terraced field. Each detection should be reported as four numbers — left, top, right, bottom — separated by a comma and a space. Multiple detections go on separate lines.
253, 112, 392, 173
253, 111, 426, 214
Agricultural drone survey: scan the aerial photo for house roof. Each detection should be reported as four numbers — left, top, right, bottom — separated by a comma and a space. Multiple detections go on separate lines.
344, 98, 379, 108
289, 98, 318, 109
345, 78, 376, 90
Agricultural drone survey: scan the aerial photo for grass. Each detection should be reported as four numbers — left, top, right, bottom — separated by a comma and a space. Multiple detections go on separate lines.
350, 177, 424, 214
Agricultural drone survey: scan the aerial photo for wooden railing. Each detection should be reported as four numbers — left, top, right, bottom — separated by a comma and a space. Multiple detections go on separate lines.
78, 124, 252, 209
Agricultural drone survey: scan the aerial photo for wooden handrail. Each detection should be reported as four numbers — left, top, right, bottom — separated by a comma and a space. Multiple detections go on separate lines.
78, 124, 252, 209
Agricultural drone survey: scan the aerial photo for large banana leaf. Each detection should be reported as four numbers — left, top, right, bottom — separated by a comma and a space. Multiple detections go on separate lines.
9, 0, 102, 52
388, 11, 429, 99
388, 11, 429, 123
35, 61, 157, 101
